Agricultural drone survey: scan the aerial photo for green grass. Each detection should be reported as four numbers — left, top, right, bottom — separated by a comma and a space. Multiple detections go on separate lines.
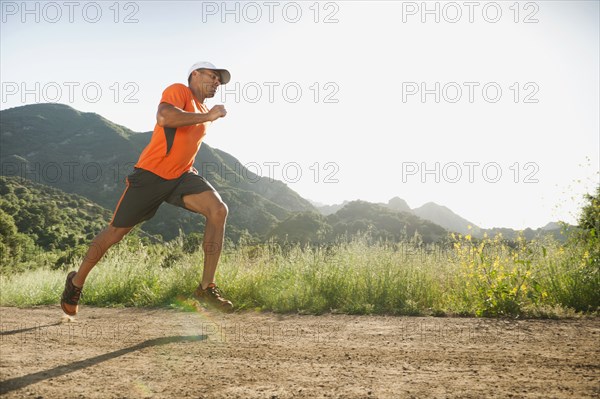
1, 233, 598, 318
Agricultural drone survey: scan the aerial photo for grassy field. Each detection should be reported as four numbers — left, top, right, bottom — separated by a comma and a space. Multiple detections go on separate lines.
1, 230, 598, 318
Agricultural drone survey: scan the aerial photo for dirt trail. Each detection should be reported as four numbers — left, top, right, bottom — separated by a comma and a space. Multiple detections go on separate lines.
1, 306, 599, 398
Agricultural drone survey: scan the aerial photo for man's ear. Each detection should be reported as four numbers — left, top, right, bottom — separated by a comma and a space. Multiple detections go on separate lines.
188, 71, 196, 85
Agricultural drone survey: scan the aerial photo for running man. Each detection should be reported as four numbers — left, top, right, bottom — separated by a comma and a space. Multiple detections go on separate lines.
61, 62, 233, 315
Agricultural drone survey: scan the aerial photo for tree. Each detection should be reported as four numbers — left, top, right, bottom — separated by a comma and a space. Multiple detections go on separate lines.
0, 209, 36, 272
578, 185, 600, 233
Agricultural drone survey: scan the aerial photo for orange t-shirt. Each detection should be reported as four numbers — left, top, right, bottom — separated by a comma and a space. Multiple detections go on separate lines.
135, 83, 210, 179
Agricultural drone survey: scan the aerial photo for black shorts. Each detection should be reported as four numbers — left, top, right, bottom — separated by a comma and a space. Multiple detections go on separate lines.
110, 168, 215, 228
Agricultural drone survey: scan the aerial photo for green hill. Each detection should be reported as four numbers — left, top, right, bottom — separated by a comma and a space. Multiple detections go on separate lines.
327, 201, 447, 243
269, 201, 448, 244
0, 176, 113, 272
320, 197, 569, 242
0, 176, 111, 249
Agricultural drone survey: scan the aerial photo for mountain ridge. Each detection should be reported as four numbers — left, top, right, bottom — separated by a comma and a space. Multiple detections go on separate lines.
315, 198, 565, 240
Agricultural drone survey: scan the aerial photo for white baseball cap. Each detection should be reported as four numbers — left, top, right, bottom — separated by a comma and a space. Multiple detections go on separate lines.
187, 62, 231, 84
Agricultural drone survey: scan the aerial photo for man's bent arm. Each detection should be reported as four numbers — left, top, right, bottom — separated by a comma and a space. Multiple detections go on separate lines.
156, 102, 214, 128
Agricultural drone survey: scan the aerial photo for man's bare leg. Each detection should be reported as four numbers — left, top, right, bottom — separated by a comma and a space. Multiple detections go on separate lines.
182, 191, 228, 289
72, 225, 133, 287
61, 225, 132, 316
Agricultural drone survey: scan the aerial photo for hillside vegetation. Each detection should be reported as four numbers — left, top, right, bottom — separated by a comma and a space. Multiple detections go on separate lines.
0, 176, 111, 272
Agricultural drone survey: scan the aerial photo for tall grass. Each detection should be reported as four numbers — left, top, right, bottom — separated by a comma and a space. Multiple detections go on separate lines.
1, 232, 598, 317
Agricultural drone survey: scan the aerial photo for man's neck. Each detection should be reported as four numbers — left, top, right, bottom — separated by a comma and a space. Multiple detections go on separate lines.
189, 86, 205, 104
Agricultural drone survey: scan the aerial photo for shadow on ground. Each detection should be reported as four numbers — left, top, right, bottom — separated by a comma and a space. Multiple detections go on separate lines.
0, 335, 207, 394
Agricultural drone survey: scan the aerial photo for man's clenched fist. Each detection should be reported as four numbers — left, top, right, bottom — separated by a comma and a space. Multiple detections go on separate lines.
207, 105, 227, 121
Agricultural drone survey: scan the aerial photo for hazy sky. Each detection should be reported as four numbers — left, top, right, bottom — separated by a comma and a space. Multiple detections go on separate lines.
1, 0, 598, 229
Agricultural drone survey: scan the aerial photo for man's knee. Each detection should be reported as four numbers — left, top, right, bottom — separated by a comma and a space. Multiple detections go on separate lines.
85, 225, 131, 263
208, 201, 228, 222
105, 225, 132, 244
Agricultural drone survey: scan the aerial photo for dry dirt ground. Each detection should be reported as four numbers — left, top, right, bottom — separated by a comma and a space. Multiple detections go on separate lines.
0, 306, 598, 398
